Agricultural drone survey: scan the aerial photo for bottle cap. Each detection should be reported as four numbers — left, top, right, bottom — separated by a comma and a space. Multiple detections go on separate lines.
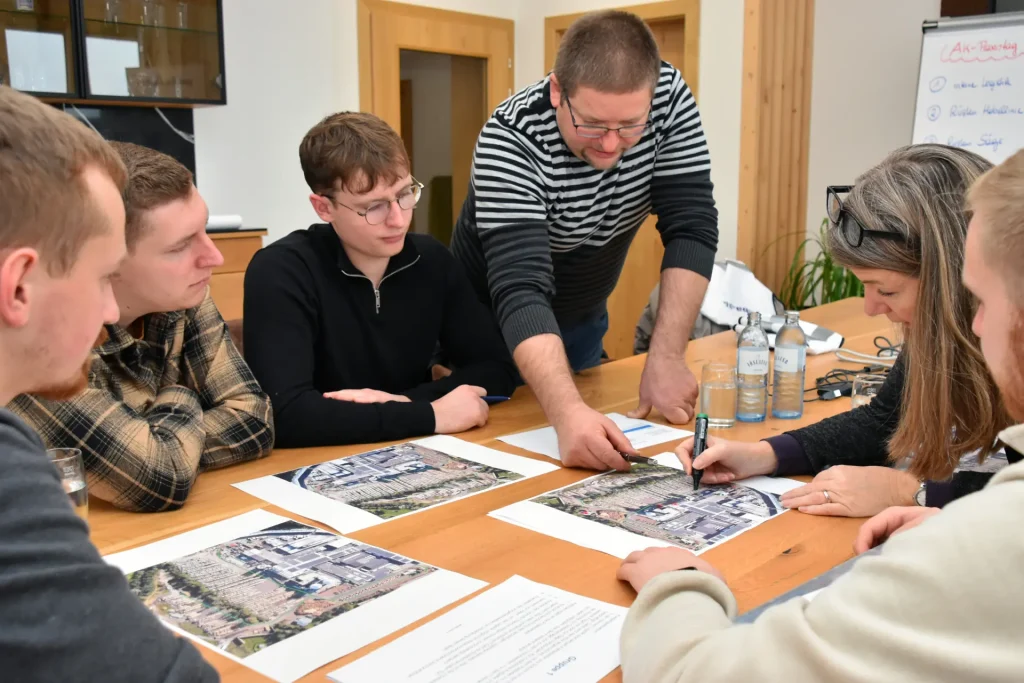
697, 413, 708, 419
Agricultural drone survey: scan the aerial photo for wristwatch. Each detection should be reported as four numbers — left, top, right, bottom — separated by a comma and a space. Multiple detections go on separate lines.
913, 481, 927, 506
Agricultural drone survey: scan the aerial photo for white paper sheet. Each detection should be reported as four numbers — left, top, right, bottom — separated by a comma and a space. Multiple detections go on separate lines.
489, 462, 801, 559
5, 29, 67, 93
499, 413, 692, 461
84, 36, 139, 96
105, 509, 486, 683
234, 435, 558, 534
329, 575, 625, 683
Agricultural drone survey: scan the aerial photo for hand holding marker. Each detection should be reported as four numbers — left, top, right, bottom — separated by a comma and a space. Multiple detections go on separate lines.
691, 413, 709, 490
617, 422, 658, 466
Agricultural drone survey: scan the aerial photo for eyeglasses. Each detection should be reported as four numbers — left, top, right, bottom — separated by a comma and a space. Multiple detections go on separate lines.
827, 185, 908, 248
325, 180, 424, 225
564, 96, 650, 139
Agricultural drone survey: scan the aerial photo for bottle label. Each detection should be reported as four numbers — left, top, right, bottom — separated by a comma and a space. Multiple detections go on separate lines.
775, 346, 805, 373
738, 348, 770, 375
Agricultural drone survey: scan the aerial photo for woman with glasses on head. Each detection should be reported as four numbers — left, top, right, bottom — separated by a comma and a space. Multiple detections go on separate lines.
675, 143, 1016, 517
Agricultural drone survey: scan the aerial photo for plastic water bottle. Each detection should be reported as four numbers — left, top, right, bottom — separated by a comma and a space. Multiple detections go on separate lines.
772, 311, 807, 419
736, 312, 769, 422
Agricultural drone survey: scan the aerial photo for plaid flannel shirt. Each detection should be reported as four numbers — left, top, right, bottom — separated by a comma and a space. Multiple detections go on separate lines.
9, 293, 275, 512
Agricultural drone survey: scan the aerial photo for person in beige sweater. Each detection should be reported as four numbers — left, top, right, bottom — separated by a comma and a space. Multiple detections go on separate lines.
617, 147, 1024, 683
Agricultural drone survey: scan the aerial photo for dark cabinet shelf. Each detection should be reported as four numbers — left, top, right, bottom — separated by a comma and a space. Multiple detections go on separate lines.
0, 0, 225, 106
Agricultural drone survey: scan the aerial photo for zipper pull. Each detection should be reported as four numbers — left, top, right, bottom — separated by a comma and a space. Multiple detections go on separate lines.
374, 288, 381, 314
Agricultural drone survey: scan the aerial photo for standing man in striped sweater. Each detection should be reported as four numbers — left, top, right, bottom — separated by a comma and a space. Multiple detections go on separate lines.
452, 10, 718, 471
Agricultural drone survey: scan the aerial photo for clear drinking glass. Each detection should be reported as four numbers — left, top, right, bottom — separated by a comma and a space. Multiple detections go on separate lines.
46, 448, 88, 521
700, 363, 737, 428
852, 373, 886, 408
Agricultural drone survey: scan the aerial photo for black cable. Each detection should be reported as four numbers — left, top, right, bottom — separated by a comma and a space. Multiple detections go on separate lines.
874, 335, 901, 358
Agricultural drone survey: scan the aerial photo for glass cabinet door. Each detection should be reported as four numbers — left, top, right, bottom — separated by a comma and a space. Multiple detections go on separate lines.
81, 0, 222, 102
0, 0, 75, 96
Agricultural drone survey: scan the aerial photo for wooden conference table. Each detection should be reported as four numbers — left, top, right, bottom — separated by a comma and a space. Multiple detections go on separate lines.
89, 298, 890, 682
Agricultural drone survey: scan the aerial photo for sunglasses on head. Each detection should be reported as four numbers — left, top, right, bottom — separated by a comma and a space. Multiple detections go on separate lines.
827, 185, 910, 248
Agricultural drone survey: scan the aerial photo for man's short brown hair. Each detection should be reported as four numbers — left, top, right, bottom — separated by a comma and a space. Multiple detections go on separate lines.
0, 87, 127, 275
108, 142, 194, 250
553, 10, 661, 99
299, 112, 410, 196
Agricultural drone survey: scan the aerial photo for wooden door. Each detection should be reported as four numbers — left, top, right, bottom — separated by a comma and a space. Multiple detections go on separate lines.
358, 0, 513, 139
450, 56, 488, 235
545, 0, 700, 360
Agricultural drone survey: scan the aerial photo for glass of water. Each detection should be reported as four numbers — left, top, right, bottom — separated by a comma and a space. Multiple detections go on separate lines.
46, 448, 88, 521
851, 373, 886, 408
700, 363, 737, 428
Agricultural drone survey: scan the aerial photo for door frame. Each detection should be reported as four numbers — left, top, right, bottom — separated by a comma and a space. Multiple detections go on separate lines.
357, 0, 514, 131
543, 0, 701, 100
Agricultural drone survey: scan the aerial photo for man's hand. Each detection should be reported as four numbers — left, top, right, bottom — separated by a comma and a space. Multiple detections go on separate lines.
324, 389, 411, 404
617, 547, 724, 593
555, 404, 634, 471
854, 505, 941, 554
675, 436, 778, 483
780, 466, 921, 518
629, 352, 698, 424
431, 385, 489, 433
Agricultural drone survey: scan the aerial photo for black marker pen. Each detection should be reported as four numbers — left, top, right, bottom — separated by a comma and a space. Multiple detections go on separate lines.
692, 413, 709, 491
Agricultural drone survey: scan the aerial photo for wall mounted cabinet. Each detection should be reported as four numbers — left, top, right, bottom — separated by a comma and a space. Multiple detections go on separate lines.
1, 0, 225, 106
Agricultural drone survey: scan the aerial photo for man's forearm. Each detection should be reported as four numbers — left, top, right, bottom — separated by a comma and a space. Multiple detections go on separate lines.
648, 268, 709, 357
513, 334, 583, 422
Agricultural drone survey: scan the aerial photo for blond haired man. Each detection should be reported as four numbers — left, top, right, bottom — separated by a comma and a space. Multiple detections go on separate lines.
0, 86, 217, 681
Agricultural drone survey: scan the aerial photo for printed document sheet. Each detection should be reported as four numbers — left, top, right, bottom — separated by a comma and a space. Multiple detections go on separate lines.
329, 575, 625, 683
499, 413, 692, 461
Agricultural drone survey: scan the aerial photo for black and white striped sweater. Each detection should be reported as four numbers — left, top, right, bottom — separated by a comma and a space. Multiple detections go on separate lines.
451, 62, 719, 352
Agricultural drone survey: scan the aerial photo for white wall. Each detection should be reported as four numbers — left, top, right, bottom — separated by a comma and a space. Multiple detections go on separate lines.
196, 0, 741, 254
194, 0, 516, 245
804, 0, 942, 244
400, 51, 453, 234
515, 0, 744, 260
193, 0, 358, 245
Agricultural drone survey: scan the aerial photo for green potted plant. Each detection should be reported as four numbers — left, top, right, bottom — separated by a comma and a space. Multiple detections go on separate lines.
778, 218, 863, 310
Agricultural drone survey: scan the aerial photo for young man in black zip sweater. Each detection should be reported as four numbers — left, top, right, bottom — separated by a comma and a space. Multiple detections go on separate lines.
243, 112, 518, 448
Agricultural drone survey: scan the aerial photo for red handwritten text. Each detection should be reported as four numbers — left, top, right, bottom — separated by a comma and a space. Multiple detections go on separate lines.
941, 39, 1024, 63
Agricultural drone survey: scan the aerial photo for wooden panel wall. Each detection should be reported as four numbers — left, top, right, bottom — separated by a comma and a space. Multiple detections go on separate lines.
737, 0, 815, 296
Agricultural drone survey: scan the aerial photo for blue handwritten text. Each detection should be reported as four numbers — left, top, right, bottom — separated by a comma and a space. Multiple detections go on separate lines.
980, 134, 1004, 153
982, 76, 1012, 91
983, 104, 1024, 115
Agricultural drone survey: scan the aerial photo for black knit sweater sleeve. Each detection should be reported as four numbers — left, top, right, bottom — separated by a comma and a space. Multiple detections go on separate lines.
767, 355, 905, 474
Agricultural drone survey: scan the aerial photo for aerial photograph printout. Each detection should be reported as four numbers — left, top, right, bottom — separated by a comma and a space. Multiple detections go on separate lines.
125, 521, 436, 658
105, 510, 487, 683
234, 435, 557, 533
490, 458, 800, 558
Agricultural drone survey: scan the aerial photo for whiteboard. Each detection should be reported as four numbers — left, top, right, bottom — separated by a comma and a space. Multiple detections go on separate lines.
912, 14, 1024, 163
